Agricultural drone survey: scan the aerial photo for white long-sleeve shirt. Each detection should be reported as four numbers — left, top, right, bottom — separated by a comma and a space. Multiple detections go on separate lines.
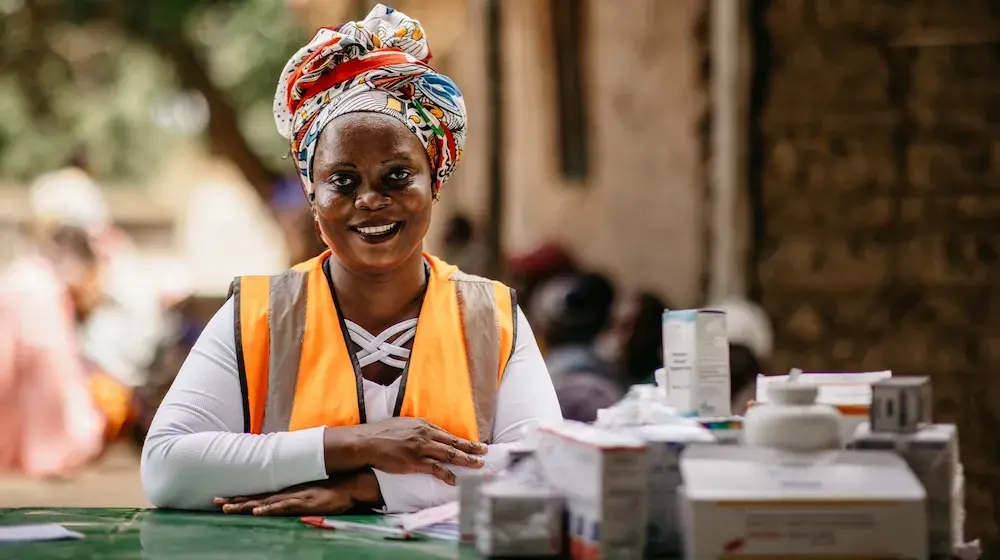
141, 297, 561, 513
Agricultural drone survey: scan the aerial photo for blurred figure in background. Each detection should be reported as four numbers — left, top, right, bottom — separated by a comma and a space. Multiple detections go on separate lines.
552, 370, 622, 423
506, 242, 578, 327
601, 291, 671, 387
0, 226, 108, 476
532, 272, 622, 421
271, 175, 327, 265
29, 165, 167, 391
442, 213, 487, 277
709, 298, 774, 415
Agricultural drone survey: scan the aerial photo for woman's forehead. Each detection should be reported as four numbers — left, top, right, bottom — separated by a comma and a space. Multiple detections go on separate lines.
315, 113, 424, 166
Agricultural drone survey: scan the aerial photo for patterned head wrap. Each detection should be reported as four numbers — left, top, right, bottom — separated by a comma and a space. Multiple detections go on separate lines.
273, 4, 466, 194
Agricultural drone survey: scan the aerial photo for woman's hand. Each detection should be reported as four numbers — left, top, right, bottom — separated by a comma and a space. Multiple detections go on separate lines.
213, 472, 376, 516
353, 418, 487, 485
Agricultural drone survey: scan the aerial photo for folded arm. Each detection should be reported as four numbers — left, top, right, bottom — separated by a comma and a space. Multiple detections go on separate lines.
141, 299, 561, 512
141, 299, 329, 510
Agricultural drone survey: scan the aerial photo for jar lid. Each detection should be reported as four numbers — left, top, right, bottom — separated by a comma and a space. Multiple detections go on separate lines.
767, 380, 819, 405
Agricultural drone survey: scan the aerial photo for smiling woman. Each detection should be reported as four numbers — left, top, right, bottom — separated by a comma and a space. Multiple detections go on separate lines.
140, 4, 562, 516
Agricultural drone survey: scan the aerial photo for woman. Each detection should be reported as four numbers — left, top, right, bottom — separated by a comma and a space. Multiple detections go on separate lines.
141, 4, 561, 516
0, 226, 108, 476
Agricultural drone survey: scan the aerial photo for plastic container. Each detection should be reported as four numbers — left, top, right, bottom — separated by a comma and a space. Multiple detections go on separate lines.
744, 380, 842, 451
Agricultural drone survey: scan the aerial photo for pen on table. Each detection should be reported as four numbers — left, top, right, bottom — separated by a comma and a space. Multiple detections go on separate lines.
301, 517, 413, 539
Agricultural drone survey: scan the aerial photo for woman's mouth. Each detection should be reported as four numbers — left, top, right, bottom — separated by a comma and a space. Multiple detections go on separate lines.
350, 221, 404, 243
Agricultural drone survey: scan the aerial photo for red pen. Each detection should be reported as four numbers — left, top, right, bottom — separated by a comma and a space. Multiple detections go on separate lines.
301, 517, 414, 540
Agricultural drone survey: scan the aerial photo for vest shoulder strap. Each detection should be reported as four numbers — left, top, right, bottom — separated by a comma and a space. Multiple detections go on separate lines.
449, 270, 517, 443
232, 269, 311, 434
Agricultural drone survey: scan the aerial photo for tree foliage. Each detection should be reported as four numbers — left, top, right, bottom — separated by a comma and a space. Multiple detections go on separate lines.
0, 0, 306, 194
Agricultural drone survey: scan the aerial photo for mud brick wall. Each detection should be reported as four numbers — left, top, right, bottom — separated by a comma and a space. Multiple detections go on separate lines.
752, 0, 1000, 549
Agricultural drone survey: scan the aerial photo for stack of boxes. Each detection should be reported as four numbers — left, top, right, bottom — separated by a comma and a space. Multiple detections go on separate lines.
850, 377, 964, 557
534, 422, 649, 559
463, 303, 972, 558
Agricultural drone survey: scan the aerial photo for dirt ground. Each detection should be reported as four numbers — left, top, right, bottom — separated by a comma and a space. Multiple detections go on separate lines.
0, 442, 151, 508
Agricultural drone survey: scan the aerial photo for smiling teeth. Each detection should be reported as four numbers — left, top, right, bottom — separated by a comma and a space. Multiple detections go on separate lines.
357, 223, 397, 235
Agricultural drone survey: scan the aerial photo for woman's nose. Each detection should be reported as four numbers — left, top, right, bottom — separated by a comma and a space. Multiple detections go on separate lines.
354, 184, 390, 211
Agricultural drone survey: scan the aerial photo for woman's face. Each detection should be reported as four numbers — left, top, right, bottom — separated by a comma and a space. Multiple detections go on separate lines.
310, 112, 433, 274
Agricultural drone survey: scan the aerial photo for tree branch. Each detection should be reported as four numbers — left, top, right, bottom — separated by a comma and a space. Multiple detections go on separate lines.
152, 36, 278, 203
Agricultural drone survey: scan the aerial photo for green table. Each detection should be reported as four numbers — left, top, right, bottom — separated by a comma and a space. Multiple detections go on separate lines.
0, 508, 473, 559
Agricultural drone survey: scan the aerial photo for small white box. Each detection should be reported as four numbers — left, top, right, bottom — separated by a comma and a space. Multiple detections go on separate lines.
662, 309, 731, 417
852, 421, 959, 557
679, 445, 927, 559
870, 377, 932, 433
536, 421, 648, 559
458, 470, 492, 543
475, 478, 563, 557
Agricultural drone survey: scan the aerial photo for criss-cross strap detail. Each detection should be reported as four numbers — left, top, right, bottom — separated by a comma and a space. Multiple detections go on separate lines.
344, 318, 419, 369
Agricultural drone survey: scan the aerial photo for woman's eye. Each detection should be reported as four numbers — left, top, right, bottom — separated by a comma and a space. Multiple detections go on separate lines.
386, 168, 412, 182
328, 174, 355, 190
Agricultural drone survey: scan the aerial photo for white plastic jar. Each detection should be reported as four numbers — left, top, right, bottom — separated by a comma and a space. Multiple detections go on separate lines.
743, 380, 843, 451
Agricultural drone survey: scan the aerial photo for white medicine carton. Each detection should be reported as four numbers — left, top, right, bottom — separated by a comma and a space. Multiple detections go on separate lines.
678, 445, 927, 560
852, 421, 960, 557
536, 421, 648, 559
476, 476, 564, 557
662, 309, 731, 417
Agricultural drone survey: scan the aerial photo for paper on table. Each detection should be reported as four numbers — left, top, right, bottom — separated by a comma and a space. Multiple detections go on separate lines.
0, 523, 84, 543
386, 501, 459, 532
755, 371, 892, 405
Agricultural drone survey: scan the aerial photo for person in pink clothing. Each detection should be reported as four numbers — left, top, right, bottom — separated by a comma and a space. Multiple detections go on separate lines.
0, 226, 108, 476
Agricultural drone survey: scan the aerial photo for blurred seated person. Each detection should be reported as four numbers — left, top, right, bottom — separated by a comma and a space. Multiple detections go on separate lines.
0, 226, 112, 476
600, 291, 670, 387
506, 242, 578, 330
709, 298, 774, 415
532, 273, 616, 380
532, 273, 622, 420
442, 213, 487, 277
29, 164, 167, 391
551, 370, 622, 423
142, 5, 560, 516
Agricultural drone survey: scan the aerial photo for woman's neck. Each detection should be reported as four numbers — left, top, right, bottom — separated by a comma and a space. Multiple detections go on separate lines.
328, 250, 427, 333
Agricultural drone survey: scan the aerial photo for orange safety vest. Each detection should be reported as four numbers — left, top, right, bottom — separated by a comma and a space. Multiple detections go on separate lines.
230, 251, 516, 443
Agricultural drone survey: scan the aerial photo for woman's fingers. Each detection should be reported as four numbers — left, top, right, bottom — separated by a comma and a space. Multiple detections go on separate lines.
426, 427, 488, 455
422, 441, 485, 468
252, 497, 307, 516
214, 490, 274, 507
214, 495, 252, 506
222, 500, 264, 514
221, 493, 285, 514
417, 458, 457, 485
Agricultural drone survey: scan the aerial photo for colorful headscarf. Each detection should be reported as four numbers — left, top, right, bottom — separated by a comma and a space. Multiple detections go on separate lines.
273, 4, 467, 194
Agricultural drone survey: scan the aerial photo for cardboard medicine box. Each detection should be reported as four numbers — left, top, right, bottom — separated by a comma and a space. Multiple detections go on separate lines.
678, 445, 927, 560
852, 421, 960, 557
535, 421, 648, 559
662, 309, 731, 417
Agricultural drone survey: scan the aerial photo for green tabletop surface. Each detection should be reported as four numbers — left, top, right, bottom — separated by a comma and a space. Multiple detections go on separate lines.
0, 508, 475, 559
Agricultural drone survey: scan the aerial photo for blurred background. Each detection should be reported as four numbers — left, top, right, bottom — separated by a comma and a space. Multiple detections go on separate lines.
1, 0, 999, 551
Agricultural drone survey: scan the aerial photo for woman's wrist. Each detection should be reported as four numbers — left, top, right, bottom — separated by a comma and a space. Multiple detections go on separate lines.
349, 469, 384, 509
322, 426, 371, 473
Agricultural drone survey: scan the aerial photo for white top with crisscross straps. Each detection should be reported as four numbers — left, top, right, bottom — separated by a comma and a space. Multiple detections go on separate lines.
140, 298, 562, 514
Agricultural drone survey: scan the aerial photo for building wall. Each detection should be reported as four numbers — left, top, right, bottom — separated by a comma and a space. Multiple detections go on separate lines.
436, 0, 709, 306
501, 0, 708, 306
754, 0, 1000, 547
